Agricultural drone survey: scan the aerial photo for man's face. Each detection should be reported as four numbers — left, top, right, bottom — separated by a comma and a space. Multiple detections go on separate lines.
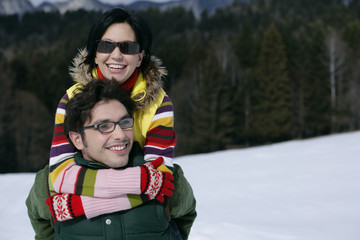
69, 100, 133, 168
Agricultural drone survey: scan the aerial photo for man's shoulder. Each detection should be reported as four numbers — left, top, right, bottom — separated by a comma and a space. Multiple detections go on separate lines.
26, 164, 52, 220
36, 164, 50, 184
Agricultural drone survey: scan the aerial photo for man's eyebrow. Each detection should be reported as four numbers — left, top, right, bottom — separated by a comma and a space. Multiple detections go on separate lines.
92, 114, 131, 124
93, 119, 111, 125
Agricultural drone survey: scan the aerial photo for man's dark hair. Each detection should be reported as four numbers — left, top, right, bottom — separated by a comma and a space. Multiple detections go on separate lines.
64, 79, 135, 139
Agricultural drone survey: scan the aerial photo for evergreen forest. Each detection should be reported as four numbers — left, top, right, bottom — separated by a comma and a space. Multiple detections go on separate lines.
1, 0, 360, 172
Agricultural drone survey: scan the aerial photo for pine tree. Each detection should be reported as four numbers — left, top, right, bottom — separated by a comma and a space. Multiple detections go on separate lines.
300, 21, 331, 136
188, 42, 235, 153
170, 41, 206, 155
0, 62, 17, 172
232, 20, 258, 144
233, 20, 257, 69
250, 23, 293, 142
342, 20, 360, 130
343, 20, 360, 57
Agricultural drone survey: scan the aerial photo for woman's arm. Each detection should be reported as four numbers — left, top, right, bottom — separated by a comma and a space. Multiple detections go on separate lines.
143, 94, 177, 170
49, 92, 76, 168
48, 158, 174, 222
47, 193, 146, 222
49, 158, 141, 197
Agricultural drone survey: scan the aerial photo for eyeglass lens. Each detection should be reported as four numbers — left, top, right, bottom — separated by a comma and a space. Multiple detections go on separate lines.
96, 40, 140, 55
97, 118, 134, 133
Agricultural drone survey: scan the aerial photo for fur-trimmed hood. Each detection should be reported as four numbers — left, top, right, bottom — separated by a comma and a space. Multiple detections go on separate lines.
68, 48, 167, 111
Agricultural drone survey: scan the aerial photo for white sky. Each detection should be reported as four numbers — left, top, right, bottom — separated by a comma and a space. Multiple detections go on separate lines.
29, 0, 172, 7
1, 130, 360, 239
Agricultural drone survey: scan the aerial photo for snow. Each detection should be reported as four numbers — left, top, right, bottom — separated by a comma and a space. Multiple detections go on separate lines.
1, 131, 360, 240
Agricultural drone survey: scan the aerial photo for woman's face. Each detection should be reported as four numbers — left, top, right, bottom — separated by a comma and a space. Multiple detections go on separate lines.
95, 22, 144, 84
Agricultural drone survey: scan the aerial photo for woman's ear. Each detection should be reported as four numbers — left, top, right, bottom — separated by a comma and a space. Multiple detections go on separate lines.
68, 131, 85, 150
137, 50, 145, 67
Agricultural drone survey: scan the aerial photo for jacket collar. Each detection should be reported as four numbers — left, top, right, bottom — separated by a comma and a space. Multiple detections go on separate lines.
69, 48, 167, 111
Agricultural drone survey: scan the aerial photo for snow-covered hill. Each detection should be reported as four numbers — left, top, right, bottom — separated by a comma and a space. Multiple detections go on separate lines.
1, 0, 235, 18
0, 0, 34, 15
44, 0, 111, 14
1, 131, 360, 239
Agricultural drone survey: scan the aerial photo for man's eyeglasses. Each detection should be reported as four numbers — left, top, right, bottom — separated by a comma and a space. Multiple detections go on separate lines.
82, 117, 134, 133
96, 40, 140, 55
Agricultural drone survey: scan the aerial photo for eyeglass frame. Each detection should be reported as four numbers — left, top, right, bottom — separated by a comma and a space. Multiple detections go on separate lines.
96, 40, 140, 55
82, 117, 135, 133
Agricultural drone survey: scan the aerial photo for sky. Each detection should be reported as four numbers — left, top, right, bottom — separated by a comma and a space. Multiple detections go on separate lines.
29, 0, 172, 7
1, 130, 360, 239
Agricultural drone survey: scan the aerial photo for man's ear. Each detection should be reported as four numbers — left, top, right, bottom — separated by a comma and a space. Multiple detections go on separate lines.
68, 131, 85, 150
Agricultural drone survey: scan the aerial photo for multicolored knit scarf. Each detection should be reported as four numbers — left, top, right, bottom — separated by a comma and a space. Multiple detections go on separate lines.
96, 66, 138, 91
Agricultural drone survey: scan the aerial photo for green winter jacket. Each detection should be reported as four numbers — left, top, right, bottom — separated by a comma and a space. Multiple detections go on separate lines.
54, 200, 175, 240
26, 144, 197, 240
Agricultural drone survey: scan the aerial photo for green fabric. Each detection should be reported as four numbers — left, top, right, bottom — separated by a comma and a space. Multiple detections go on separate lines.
25, 165, 54, 240
54, 201, 175, 240
170, 164, 197, 240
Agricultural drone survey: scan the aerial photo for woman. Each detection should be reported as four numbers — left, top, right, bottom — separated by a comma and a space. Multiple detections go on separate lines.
50, 8, 175, 172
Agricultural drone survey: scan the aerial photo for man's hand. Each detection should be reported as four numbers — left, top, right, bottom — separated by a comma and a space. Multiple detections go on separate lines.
140, 157, 175, 203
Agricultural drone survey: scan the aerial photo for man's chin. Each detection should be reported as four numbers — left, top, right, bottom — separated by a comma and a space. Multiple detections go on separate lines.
107, 158, 129, 169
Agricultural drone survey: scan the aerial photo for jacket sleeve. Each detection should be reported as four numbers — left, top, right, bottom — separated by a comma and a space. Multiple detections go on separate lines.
26, 165, 54, 240
143, 94, 177, 172
169, 164, 197, 240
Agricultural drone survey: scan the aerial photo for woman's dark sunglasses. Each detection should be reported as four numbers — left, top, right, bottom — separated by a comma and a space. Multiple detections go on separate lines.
96, 40, 140, 55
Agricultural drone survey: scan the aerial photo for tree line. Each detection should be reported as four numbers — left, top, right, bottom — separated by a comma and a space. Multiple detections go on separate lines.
1, 0, 360, 172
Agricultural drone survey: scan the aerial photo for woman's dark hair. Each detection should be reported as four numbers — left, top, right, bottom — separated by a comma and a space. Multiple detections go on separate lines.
64, 79, 135, 139
84, 8, 152, 73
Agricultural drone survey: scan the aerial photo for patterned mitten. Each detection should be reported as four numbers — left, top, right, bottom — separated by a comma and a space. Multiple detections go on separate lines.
46, 193, 85, 222
140, 157, 175, 203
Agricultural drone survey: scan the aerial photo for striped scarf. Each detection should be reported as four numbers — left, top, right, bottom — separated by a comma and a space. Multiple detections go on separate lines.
96, 66, 138, 91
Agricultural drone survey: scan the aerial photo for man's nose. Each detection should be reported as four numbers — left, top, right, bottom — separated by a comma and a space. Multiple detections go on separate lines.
112, 124, 127, 138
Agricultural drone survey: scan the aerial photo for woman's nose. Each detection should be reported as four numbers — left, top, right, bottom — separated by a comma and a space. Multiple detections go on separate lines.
110, 46, 123, 59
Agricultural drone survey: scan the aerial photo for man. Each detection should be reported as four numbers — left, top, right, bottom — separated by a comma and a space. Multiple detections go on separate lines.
26, 79, 196, 240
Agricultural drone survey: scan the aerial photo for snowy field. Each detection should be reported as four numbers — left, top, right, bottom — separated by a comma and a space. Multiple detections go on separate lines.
1, 131, 360, 240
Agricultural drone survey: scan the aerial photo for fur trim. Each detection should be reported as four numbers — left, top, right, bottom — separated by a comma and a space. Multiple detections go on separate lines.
68, 48, 167, 111
68, 48, 92, 86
